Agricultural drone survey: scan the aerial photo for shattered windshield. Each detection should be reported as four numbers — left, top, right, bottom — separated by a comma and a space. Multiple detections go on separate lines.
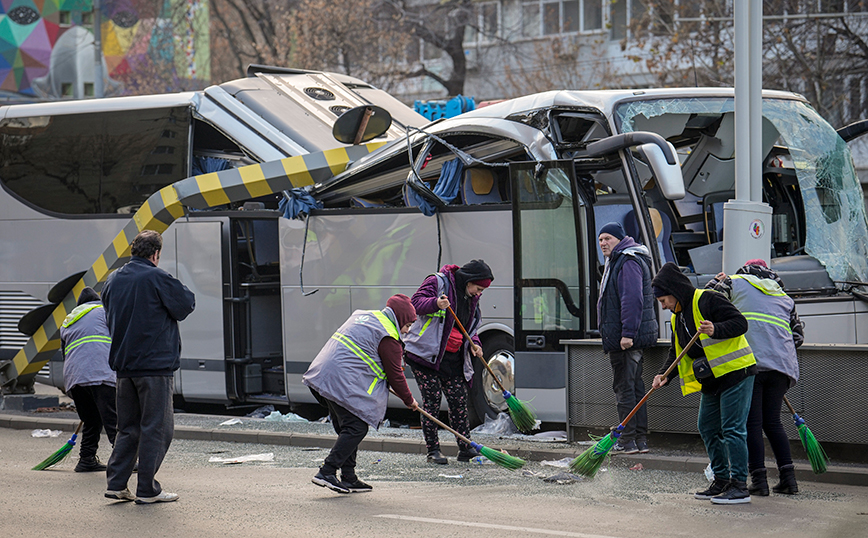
616, 97, 868, 285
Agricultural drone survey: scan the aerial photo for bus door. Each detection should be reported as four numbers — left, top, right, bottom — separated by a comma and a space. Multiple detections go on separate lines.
169, 219, 228, 402
511, 160, 591, 422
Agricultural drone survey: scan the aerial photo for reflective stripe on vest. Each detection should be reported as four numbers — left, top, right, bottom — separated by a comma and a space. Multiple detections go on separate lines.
329, 310, 396, 394
675, 289, 756, 396
64, 334, 112, 355
61, 304, 102, 328
417, 310, 445, 336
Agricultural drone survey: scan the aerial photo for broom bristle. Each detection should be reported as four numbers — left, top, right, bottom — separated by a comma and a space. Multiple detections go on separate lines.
505, 395, 538, 434
569, 432, 616, 478
797, 423, 829, 474
32, 443, 74, 471
477, 445, 526, 470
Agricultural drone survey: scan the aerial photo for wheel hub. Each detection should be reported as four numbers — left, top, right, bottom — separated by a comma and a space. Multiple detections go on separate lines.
481, 350, 514, 412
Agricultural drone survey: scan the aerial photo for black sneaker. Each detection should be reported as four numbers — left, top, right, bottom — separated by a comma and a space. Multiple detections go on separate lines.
711, 480, 751, 504
311, 472, 349, 494
636, 440, 649, 454
694, 478, 731, 500
75, 455, 107, 473
457, 447, 481, 462
612, 440, 639, 454
427, 450, 448, 465
341, 477, 373, 493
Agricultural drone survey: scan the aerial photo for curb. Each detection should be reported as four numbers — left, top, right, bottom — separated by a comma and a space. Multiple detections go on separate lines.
4, 413, 866, 487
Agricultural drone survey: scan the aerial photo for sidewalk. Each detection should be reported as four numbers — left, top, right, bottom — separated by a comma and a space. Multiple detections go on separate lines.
3, 406, 867, 487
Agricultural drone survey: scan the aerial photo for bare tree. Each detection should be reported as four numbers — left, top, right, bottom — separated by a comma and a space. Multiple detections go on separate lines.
291, 0, 413, 92
210, 0, 297, 83
375, 0, 481, 96
629, 0, 868, 127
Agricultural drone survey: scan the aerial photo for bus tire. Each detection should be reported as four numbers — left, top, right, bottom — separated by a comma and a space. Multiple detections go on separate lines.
467, 333, 514, 428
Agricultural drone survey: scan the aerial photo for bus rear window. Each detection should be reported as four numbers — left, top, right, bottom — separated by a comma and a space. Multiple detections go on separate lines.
0, 106, 190, 215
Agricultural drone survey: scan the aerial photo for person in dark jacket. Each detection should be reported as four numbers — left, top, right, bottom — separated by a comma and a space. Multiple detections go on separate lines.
651, 262, 757, 505
597, 222, 658, 454
101, 230, 195, 504
706, 259, 804, 496
304, 294, 419, 494
404, 260, 493, 465
59, 287, 117, 473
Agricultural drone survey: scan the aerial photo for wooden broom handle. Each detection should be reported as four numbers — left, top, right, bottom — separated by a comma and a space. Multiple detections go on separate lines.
783, 394, 797, 416
445, 304, 508, 393
618, 330, 702, 429
390, 388, 473, 445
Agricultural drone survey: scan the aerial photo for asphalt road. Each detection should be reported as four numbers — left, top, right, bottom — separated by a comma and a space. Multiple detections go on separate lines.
3, 426, 866, 538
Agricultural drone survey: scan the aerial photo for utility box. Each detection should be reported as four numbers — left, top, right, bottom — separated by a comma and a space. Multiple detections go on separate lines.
243, 363, 262, 394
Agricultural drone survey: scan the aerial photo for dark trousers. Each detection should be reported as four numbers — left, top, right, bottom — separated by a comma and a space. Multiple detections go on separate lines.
68, 384, 118, 458
106, 376, 174, 498
609, 349, 648, 443
747, 370, 794, 471
320, 398, 368, 480
412, 365, 471, 453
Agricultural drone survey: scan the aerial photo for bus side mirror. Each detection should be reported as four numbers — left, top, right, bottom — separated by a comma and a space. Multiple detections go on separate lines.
639, 142, 685, 200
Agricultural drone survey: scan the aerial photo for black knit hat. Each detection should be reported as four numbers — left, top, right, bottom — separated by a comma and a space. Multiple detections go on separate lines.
599, 222, 626, 240
76, 287, 100, 307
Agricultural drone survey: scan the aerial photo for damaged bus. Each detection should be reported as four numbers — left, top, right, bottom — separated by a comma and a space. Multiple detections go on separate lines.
2, 79, 867, 425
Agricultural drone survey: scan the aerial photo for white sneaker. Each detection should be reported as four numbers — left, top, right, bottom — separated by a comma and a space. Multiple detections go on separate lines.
105, 488, 135, 502
135, 491, 179, 504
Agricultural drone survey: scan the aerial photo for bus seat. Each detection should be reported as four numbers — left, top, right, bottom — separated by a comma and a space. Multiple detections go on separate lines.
702, 190, 733, 243
460, 168, 501, 204
625, 208, 676, 265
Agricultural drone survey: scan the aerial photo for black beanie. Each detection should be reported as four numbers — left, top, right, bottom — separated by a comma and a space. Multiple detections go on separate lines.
77, 287, 100, 306
599, 222, 626, 240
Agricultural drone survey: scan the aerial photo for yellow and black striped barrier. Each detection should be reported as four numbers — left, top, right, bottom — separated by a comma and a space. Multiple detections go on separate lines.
0, 142, 385, 390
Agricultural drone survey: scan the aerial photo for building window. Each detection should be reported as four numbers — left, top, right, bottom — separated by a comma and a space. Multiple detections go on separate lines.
465, 2, 500, 45
81, 11, 94, 27
59, 11, 71, 26
522, 1, 603, 37
609, 0, 645, 41
61, 83, 73, 98
83, 83, 94, 97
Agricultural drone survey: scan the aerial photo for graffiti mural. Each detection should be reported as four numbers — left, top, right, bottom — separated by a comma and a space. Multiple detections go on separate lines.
0, 0, 209, 98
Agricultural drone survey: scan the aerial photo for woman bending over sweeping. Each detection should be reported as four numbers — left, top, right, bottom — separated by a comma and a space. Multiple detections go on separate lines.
403, 259, 494, 465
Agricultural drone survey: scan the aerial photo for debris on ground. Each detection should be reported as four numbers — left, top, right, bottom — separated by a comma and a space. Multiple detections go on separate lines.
540, 457, 573, 468
219, 418, 243, 426
208, 452, 275, 464
438, 474, 463, 479
246, 405, 275, 418
34, 402, 76, 413
629, 463, 644, 471
31, 429, 62, 438
264, 410, 308, 422
542, 471, 584, 484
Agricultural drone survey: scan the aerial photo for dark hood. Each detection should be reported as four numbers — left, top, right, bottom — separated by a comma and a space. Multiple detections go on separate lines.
651, 262, 696, 309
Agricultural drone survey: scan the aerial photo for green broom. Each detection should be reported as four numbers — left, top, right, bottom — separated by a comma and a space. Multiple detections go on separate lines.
570, 331, 702, 478
446, 305, 538, 434
32, 422, 83, 471
414, 403, 526, 470
783, 395, 829, 474
390, 389, 526, 470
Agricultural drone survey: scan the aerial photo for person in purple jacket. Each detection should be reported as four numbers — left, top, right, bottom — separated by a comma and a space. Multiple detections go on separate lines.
403, 260, 493, 465
598, 222, 658, 454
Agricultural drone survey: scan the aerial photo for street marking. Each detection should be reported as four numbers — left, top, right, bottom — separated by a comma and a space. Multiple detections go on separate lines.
374, 514, 621, 538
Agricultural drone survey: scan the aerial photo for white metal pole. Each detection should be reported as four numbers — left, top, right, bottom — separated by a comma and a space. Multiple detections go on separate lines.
722, 0, 772, 274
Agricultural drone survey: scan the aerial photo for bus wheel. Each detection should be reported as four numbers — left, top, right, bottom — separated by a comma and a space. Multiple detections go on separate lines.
468, 333, 514, 428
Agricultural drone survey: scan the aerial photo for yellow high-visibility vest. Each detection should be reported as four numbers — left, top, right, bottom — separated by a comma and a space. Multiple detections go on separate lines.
673, 289, 756, 396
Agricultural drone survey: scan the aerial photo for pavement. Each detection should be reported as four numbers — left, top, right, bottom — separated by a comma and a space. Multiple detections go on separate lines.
3, 385, 867, 488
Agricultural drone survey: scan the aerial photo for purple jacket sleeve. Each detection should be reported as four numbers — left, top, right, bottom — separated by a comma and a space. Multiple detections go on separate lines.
618, 258, 644, 339
411, 275, 441, 316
